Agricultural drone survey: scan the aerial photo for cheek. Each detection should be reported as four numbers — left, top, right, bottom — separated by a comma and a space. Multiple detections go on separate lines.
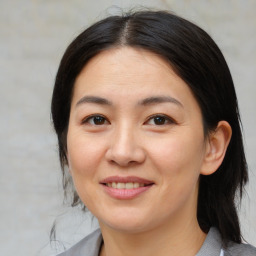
66, 131, 107, 207
147, 132, 205, 189
150, 134, 204, 167
67, 131, 105, 177
147, 135, 203, 215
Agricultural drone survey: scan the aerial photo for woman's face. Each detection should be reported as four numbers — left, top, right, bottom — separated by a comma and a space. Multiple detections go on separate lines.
67, 47, 209, 233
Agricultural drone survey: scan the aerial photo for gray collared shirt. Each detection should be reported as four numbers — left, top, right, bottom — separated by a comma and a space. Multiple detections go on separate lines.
57, 227, 256, 256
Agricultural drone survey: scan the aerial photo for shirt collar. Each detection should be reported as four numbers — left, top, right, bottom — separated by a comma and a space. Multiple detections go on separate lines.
196, 227, 222, 256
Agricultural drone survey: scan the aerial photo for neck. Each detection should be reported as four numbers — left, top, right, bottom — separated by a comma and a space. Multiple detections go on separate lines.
99, 216, 206, 256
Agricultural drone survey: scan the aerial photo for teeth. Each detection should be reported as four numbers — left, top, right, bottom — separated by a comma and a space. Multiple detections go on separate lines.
106, 182, 145, 189
117, 182, 125, 189
125, 182, 133, 189
134, 182, 139, 188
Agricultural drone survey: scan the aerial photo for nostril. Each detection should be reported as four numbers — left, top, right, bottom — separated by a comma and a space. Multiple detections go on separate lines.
105, 142, 146, 166
108, 158, 139, 167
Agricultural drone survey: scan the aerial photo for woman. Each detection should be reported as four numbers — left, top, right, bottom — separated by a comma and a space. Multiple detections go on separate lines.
51, 10, 256, 256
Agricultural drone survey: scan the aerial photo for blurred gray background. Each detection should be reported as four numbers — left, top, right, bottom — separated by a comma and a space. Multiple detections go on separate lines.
0, 0, 255, 255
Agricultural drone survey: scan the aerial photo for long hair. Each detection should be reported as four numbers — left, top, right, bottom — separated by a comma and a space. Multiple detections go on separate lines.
51, 10, 248, 244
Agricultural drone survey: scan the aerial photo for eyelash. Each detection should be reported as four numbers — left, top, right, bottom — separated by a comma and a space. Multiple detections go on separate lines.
82, 114, 109, 125
145, 114, 176, 126
82, 114, 176, 126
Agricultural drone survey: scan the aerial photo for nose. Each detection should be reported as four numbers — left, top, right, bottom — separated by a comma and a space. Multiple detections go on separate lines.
105, 126, 146, 167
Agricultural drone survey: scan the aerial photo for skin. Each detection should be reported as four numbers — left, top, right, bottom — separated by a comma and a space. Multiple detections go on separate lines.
67, 47, 231, 256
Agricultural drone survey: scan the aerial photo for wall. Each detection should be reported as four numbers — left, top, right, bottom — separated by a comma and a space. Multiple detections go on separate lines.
0, 0, 255, 255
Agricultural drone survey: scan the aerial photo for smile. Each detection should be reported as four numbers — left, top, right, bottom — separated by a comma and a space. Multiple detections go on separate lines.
106, 182, 147, 189
100, 176, 154, 199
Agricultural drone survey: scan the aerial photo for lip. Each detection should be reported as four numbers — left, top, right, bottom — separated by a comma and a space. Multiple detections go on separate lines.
100, 176, 154, 184
100, 176, 154, 200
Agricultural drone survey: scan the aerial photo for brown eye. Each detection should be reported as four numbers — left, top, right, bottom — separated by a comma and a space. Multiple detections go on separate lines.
83, 115, 109, 125
153, 116, 167, 125
146, 115, 175, 126
92, 116, 106, 125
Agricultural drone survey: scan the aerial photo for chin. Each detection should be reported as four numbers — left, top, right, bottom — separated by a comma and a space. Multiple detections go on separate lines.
98, 212, 153, 234
105, 222, 150, 234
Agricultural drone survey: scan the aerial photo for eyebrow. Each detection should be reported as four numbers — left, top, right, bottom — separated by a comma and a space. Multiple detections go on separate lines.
76, 96, 112, 107
138, 96, 183, 108
75, 95, 183, 108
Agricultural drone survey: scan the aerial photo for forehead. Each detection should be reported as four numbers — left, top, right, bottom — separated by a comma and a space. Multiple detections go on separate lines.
72, 47, 198, 110
76, 47, 176, 86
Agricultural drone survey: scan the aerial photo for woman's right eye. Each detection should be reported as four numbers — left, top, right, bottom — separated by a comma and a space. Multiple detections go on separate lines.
82, 115, 109, 125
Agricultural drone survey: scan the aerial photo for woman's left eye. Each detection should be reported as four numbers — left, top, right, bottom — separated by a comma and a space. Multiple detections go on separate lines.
146, 115, 174, 125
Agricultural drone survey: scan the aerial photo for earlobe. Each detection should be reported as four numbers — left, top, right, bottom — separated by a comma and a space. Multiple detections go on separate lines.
200, 121, 232, 175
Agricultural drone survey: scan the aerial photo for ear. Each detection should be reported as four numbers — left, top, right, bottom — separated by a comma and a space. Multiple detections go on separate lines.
200, 121, 232, 175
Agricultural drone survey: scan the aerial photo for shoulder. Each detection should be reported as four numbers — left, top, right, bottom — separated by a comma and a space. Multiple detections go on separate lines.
197, 227, 256, 256
224, 241, 256, 256
56, 229, 102, 256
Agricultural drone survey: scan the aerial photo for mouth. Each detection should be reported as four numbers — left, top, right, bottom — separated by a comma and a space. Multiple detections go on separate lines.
100, 176, 154, 199
104, 182, 151, 189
